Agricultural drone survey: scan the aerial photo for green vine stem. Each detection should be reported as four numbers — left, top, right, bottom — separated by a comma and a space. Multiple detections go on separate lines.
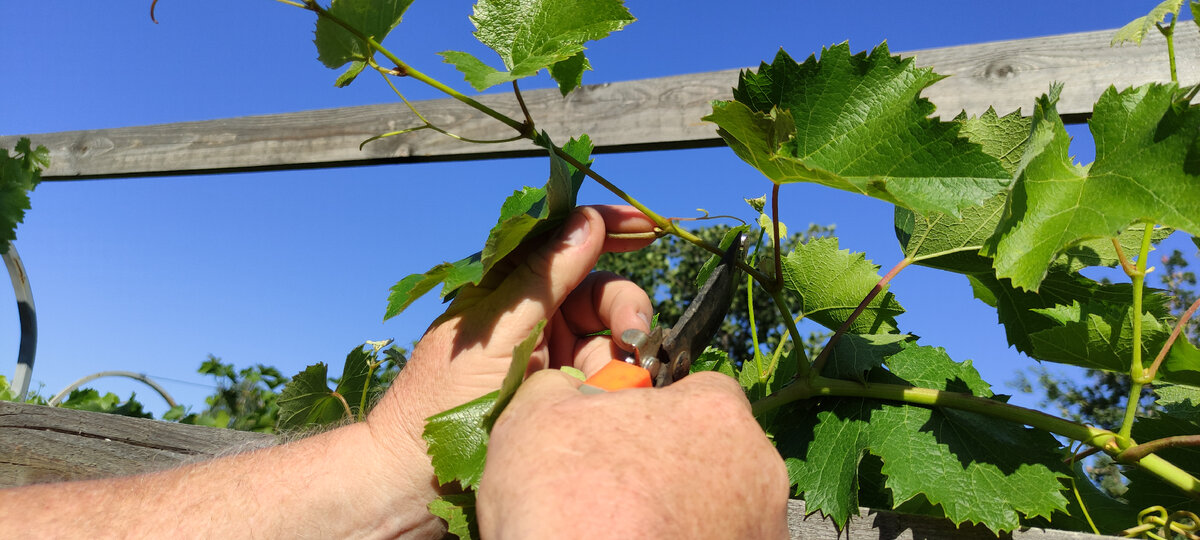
1120, 223, 1159, 440
807, 257, 913, 378
1158, 14, 1179, 84
299, 0, 526, 133
298, 0, 789, 297
747, 266, 765, 381
366, 67, 526, 146
752, 375, 1200, 498
358, 363, 379, 423
1066, 442, 1102, 535
771, 288, 810, 374
771, 183, 783, 292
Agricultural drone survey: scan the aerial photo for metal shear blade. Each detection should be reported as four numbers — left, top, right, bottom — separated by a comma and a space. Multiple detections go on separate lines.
621, 234, 745, 387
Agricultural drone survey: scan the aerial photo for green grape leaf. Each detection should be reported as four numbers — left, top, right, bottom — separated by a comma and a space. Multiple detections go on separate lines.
704, 45, 1009, 218
893, 108, 1028, 273
896, 194, 1006, 274
59, 389, 152, 419
277, 345, 373, 430
548, 51, 590, 95
385, 136, 591, 320
955, 108, 1031, 176
334, 61, 367, 88
693, 225, 749, 290
440, 0, 634, 95
314, 0, 415, 70
1027, 298, 1200, 386
780, 237, 904, 334
1159, 337, 1200, 387
0, 138, 49, 255
821, 333, 909, 383
776, 345, 1069, 532
1112, 0, 1184, 46
968, 270, 1159, 355
1053, 224, 1172, 274
984, 83, 1200, 291
0, 375, 14, 401
693, 347, 739, 379
429, 493, 479, 540
1156, 383, 1200, 422
482, 320, 545, 432
424, 391, 497, 490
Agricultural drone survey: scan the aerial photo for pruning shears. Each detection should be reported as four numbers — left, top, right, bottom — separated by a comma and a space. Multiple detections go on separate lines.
581, 234, 745, 393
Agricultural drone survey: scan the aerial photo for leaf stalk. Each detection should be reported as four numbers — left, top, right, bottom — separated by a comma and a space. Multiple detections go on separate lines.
808, 257, 912, 378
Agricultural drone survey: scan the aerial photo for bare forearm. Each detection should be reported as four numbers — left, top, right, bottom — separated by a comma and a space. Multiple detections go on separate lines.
0, 422, 442, 538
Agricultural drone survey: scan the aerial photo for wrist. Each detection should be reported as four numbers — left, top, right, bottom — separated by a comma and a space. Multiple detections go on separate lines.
357, 368, 451, 536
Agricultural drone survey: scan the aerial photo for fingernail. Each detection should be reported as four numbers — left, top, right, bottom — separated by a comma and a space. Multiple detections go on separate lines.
636, 311, 650, 329
561, 210, 590, 247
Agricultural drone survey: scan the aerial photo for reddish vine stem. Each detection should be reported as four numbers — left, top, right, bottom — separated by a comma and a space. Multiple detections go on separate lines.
512, 81, 535, 138
1146, 295, 1200, 380
1121, 435, 1200, 463
771, 183, 783, 292
1067, 445, 1104, 463
808, 257, 913, 377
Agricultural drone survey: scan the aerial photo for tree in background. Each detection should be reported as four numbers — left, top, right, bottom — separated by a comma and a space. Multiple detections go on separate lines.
595, 222, 834, 364
164, 356, 288, 432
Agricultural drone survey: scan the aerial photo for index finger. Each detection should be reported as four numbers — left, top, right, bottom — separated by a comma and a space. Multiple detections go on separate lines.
588, 205, 657, 253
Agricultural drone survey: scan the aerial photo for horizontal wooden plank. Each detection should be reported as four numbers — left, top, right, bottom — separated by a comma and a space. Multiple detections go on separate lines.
0, 401, 274, 487
0, 27, 1195, 180
0, 402, 1120, 539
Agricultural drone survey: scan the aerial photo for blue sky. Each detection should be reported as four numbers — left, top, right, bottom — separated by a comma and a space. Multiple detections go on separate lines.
0, 1, 1187, 414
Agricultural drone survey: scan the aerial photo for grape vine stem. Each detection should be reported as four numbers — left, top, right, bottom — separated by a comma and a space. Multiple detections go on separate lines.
300, 0, 525, 133
1119, 223, 1158, 440
751, 375, 1200, 498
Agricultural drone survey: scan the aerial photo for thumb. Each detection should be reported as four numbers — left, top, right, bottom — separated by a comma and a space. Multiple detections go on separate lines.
493, 369, 582, 430
464, 207, 608, 355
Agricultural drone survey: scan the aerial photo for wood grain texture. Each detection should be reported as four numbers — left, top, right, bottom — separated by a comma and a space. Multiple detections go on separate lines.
1, 28, 1195, 180
0, 401, 274, 488
0, 403, 1118, 538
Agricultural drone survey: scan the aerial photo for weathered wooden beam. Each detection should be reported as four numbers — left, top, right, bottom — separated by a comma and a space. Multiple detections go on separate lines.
1, 27, 1194, 180
0, 401, 1120, 539
0, 401, 274, 487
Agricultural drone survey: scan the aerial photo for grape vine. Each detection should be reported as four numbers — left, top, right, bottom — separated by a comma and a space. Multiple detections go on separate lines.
215, 0, 1200, 536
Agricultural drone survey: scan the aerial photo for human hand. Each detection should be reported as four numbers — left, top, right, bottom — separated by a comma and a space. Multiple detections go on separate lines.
368, 205, 657, 455
477, 369, 791, 539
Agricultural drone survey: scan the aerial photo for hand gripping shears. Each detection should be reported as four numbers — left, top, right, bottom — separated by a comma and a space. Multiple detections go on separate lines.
581, 234, 745, 393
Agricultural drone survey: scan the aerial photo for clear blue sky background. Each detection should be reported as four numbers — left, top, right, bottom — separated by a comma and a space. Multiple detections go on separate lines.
0, 1, 1190, 414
